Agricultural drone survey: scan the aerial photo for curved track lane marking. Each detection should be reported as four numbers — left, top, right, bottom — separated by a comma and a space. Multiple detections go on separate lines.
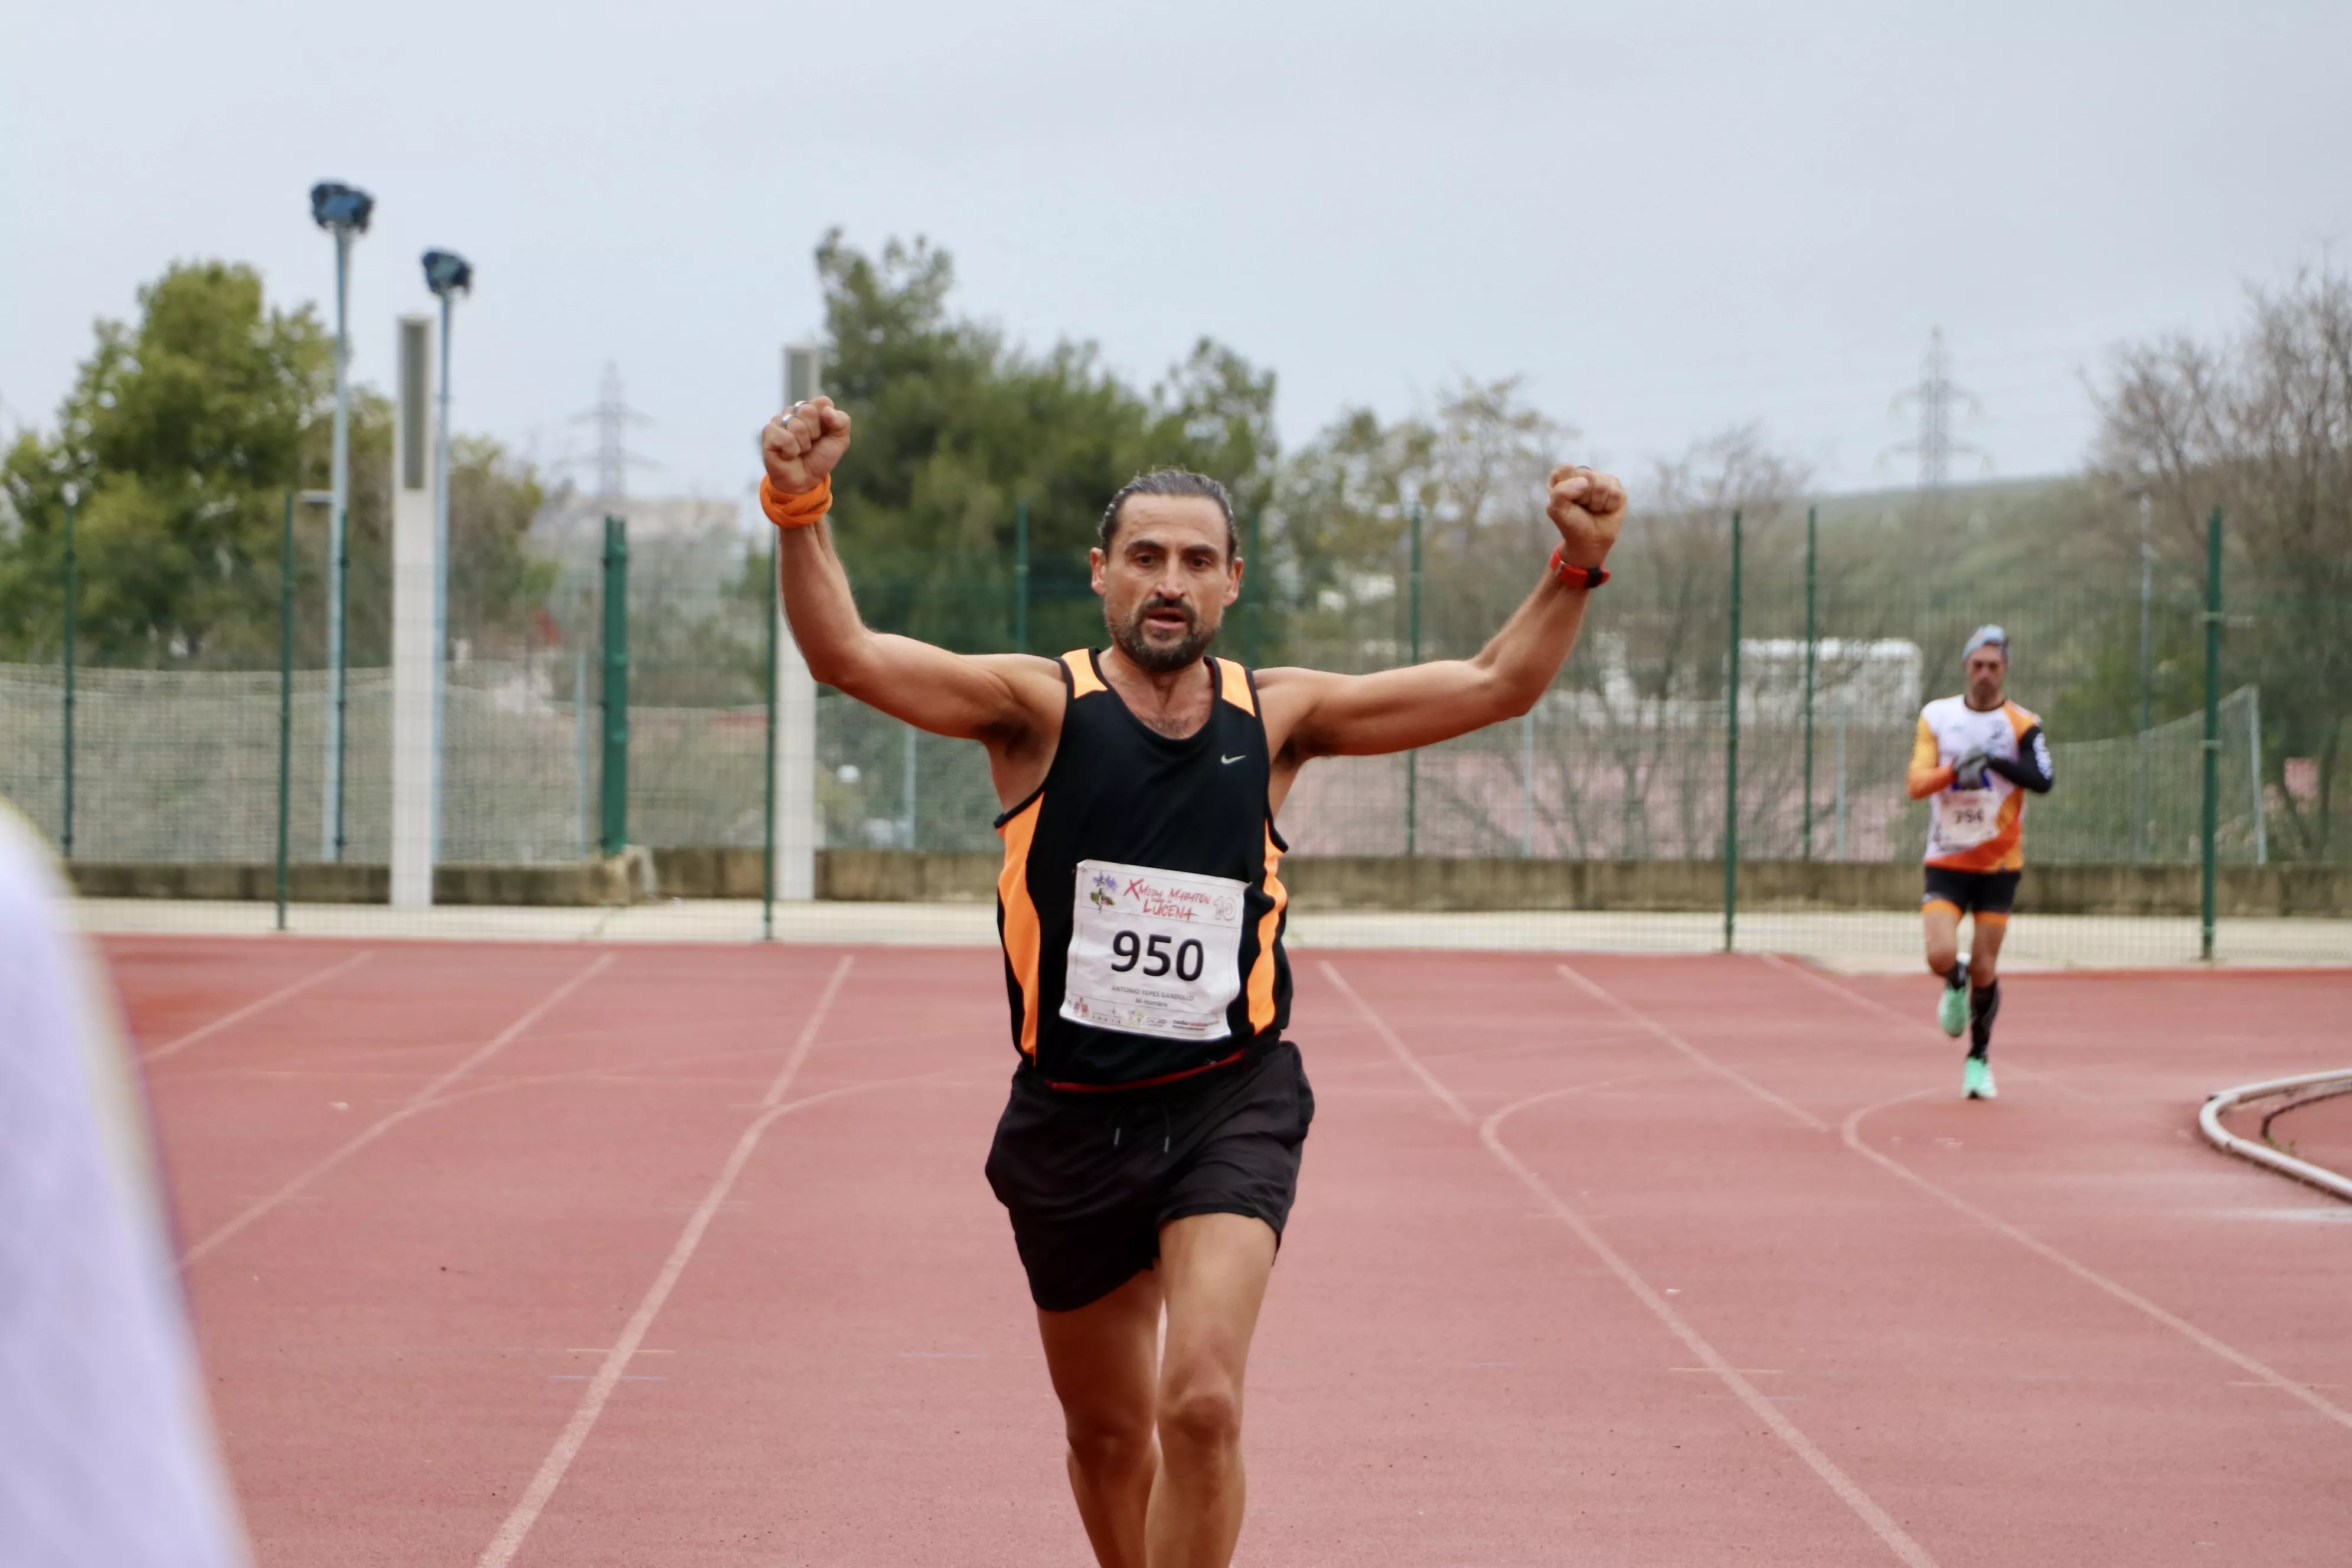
475, 953, 855, 1568
1746, 954, 2352, 1435
1554, 959, 1828, 1131
1321, 961, 1942, 1568
179, 953, 613, 1267
142, 948, 375, 1063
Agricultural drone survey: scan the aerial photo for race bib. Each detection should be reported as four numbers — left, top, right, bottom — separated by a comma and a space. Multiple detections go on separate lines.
1937, 788, 2001, 851
1061, 859, 1247, 1043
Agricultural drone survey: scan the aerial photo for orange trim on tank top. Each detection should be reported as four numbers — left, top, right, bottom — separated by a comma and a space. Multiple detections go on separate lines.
1062, 649, 1105, 697
995, 795, 1046, 1057
1217, 658, 1256, 714
1247, 822, 1288, 1033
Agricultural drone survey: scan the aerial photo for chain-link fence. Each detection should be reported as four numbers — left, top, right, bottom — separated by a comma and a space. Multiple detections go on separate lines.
4, 509, 2346, 966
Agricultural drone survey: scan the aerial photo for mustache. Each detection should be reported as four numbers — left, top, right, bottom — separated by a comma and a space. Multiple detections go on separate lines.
1138, 596, 1196, 624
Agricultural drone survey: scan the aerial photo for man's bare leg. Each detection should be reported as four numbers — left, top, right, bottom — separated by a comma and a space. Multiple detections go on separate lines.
1145, 1213, 1278, 1568
1922, 901, 1962, 979
1038, 1268, 1164, 1568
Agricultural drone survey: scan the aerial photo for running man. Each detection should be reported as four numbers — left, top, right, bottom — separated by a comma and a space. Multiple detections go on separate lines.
1907, 625, 2054, 1100
760, 396, 1625, 1568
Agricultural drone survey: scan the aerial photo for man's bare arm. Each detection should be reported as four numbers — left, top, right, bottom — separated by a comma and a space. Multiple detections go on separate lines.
765, 400, 1060, 743
1264, 465, 1628, 760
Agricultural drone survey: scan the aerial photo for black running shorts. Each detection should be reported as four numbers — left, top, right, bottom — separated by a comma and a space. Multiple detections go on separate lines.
1923, 866, 2021, 918
984, 1041, 1314, 1314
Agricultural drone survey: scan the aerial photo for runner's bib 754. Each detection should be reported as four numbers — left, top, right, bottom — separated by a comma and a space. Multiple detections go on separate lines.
1935, 786, 2001, 852
1060, 858, 1247, 1043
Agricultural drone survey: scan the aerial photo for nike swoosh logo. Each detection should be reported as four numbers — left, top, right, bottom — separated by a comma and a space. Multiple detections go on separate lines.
1221, 754, 1247, 765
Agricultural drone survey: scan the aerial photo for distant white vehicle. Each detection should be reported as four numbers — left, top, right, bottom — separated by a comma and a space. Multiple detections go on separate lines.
1557, 633, 1920, 729
1738, 638, 1922, 726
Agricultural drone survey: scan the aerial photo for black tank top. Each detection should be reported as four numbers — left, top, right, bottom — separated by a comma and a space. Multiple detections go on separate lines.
994, 649, 1292, 1089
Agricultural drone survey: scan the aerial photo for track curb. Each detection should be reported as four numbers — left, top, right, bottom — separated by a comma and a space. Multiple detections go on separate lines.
2200, 1069, 2352, 1203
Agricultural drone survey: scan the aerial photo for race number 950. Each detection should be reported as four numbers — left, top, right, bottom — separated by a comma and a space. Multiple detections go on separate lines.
1109, 930, 1206, 982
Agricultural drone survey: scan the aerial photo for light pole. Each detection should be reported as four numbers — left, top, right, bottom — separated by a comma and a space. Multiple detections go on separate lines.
309, 181, 372, 863
422, 249, 472, 860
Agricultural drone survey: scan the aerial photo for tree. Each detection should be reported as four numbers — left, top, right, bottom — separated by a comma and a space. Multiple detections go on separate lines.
812, 231, 1278, 656
2090, 265, 2352, 859
1, 261, 557, 669
1563, 426, 1814, 858
1270, 377, 1580, 672
1, 262, 329, 664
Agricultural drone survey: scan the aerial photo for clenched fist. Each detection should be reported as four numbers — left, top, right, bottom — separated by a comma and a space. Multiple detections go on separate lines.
762, 396, 853, 495
1546, 465, 1628, 569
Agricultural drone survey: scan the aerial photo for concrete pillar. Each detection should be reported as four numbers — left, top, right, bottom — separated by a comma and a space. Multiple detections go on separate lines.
389, 314, 439, 907
774, 628, 817, 899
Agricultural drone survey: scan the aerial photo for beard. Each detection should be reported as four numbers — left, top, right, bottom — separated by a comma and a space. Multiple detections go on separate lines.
1109, 595, 1217, 674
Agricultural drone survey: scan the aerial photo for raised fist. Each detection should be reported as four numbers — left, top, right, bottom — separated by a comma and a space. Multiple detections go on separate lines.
763, 396, 853, 495
1546, 465, 1628, 569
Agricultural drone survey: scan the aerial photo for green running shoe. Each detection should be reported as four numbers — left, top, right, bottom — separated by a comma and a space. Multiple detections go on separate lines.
1964, 1057, 1997, 1100
1938, 962, 1969, 1038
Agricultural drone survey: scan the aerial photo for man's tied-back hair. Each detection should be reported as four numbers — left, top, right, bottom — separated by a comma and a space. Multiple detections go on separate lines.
1098, 469, 1237, 559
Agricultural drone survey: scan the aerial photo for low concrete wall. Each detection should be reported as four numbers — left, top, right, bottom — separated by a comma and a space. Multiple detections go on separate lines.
646, 848, 1001, 902
68, 848, 656, 907
66, 847, 2352, 919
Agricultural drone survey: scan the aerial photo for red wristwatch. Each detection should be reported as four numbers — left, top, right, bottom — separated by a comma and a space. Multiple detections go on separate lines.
1549, 545, 1611, 590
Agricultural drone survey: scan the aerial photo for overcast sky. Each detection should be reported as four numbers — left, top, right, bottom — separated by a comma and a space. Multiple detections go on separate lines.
5, 1, 2348, 511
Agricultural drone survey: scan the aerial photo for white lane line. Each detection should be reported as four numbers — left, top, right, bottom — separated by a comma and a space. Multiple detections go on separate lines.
180, 955, 613, 1266
1755, 952, 1934, 1034
1840, 1088, 2352, 1435
1321, 962, 1939, 1568
1755, 953, 2352, 1436
143, 949, 376, 1063
475, 953, 855, 1568
1554, 959, 1829, 1132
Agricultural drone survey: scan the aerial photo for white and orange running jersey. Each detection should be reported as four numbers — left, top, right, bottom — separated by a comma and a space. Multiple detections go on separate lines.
1909, 696, 2050, 871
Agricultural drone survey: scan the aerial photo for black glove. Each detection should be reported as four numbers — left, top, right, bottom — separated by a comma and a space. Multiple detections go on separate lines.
1951, 750, 1990, 790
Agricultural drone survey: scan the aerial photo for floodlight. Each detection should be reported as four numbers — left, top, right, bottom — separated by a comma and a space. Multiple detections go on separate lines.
309, 181, 374, 233
422, 250, 473, 298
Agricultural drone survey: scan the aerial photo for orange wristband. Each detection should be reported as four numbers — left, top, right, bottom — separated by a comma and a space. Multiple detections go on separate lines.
1548, 544, 1610, 589
760, 473, 832, 530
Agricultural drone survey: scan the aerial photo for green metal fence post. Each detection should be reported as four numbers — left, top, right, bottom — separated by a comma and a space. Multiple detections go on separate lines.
2200, 505, 2222, 962
1014, 499, 1030, 654
1244, 508, 1264, 668
599, 515, 631, 858
1801, 505, 1817, 861
1406, 503, 1422, 857
61, 498, 77, 860
1724, 508, 1743, 953
762, 527, 778, 942
276, 493, 295, 932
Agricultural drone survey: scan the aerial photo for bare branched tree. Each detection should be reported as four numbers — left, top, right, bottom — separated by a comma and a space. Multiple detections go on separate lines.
2090, 264, 2352, 857
1548, 425, 1814, 858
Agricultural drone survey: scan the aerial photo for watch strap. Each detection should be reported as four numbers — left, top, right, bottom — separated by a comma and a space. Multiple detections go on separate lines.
1549, 544, 1611, 590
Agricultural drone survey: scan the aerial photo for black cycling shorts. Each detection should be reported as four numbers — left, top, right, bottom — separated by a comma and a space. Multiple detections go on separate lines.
1923, 866, 2021, 918
984, 1040, 1314, 1314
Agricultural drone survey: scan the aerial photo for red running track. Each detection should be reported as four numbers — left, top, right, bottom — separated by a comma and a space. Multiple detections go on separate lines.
109, 935, 2352, 1567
